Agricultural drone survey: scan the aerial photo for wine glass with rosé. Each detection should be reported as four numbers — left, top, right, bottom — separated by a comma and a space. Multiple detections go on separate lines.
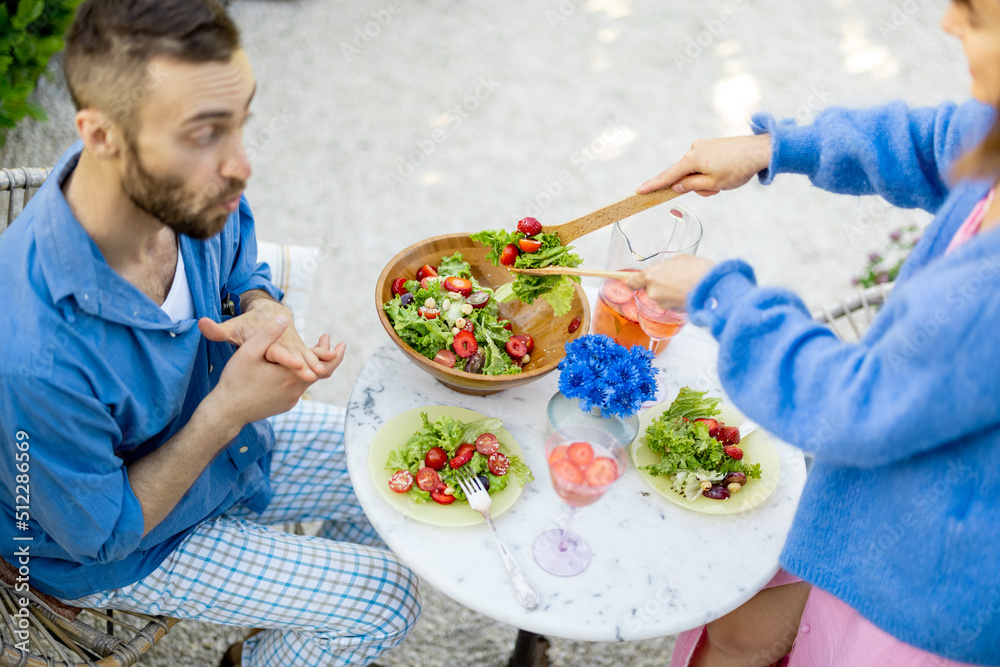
533, 425, 627, 576
634, 288, 687, 352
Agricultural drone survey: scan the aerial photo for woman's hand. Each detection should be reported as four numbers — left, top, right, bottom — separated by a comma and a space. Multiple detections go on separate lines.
625, 256, 716, 311
637, 134, 772, 197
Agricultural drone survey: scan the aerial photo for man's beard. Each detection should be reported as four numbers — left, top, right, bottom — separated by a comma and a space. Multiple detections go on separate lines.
121, 141, 245, 241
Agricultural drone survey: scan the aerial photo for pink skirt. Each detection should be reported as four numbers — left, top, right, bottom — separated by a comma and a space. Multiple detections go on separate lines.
669, 570, 982, 667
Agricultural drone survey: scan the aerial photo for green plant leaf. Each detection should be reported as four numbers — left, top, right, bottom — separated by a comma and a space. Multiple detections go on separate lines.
15, 0, 45, 27
13, 37, 38, 64
25, 100, 46, 120
35, 35, 63, 59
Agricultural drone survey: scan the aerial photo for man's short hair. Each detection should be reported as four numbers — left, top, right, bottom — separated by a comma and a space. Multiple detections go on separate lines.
63, 0, 240, 137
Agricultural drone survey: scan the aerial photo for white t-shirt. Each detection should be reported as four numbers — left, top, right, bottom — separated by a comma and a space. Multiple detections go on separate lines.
160, 243, 195, 322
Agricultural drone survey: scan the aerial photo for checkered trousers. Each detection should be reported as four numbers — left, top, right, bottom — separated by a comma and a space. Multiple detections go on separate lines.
64, 400, 421, 667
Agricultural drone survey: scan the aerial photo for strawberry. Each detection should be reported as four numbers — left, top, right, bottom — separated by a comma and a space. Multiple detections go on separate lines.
582, 457, 618, 487
455, 442, 477, 459
449, 450, 473, 468
724, 446, 744, 460
694, 418, 720, 437
517, 217, 543, 236
499, 244, 520, 266
417, 306, 441, 319
452, 330, 478, 358
567, 441, 594, 467
601, 279, 634, 305
716, 425, 741, 446
443, 276, 473, 297
548, 445, 569, 465
430, 488, 456, 505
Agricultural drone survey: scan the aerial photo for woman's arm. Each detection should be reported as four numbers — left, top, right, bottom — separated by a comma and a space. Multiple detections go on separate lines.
687, 251, 1000, 467
750, 100, 992, 211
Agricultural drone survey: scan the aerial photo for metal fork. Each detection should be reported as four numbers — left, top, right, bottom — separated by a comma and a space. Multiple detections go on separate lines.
454, 468, 540, 610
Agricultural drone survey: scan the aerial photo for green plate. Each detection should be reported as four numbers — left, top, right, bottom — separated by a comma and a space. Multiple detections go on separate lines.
631, 402, 781, 514
368, 405, 528, 527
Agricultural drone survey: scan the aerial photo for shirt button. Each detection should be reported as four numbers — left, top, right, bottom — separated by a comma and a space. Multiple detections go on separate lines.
239, 446, 248, 454
209, 364, 214, 373
169, 332, 176, 338
801, 624, 810, 634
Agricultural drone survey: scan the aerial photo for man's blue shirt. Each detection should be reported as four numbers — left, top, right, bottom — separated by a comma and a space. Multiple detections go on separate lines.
0, 142, 283, 599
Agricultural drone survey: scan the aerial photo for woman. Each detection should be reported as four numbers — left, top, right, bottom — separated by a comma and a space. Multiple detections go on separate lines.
627, 1, 1000, 665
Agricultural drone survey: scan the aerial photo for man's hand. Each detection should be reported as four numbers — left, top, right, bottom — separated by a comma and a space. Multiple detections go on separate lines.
636, 134, 772, 197
198, 295, 343, 382
130, 315, 335, 536
625, 256, 717, 311
205, 315, 342, 426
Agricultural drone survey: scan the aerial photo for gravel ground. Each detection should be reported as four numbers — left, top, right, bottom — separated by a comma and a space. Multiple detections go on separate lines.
0, 1, 970, 665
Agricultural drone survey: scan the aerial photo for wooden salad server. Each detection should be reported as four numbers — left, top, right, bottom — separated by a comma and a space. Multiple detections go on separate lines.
539, 189, 683, 244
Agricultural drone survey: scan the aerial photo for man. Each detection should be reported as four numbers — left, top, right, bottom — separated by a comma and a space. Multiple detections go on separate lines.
0, 1, 420, 665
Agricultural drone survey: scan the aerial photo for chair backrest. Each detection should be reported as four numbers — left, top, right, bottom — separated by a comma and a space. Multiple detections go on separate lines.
812, 282, 894, 342
0, 165, 180, 665
0, 166, 50, 233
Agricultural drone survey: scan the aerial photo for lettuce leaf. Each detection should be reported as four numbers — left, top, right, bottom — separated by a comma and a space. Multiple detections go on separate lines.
384, 413, 533, 504
540, 276, 577, 317
471, 228, 582, 315
641, 387, 760, 481
470, 229, 519, 264
383, 296, 453, 359
663, 387, 721, 421
437, 252, 472, 279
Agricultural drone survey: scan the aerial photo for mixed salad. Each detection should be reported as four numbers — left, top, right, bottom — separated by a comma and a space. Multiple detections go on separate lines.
642, 387, 762, 501
383, 252, 537, 375
471, 216, 583, 317
386, 413, 534, 505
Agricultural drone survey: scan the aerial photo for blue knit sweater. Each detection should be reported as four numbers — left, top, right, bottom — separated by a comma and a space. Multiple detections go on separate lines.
687, 100, 1000, 665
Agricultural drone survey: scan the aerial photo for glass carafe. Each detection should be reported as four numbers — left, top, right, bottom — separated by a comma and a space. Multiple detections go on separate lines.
591, 203, 703, 353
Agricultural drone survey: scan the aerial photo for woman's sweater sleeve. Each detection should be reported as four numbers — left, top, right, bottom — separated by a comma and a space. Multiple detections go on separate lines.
688, 255, 1000, 468
751, 100, 993, 213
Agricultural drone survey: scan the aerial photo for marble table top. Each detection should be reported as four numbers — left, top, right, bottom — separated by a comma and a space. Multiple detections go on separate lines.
344, 302, 807, 642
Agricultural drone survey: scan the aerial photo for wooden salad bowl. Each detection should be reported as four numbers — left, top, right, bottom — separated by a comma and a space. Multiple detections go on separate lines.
376, 233, 590, 396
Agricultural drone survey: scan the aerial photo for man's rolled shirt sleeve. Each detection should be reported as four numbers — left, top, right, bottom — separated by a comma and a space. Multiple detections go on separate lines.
0, 373, 145, 564
223, 196, 283, 303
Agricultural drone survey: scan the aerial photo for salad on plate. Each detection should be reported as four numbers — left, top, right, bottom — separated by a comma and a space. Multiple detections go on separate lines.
471, 216, 583, 317
642, 387, 762, 501
382, 252, 537, 375
385, 412, 533, 506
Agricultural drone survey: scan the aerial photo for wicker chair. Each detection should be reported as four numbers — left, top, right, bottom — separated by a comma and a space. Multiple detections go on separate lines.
812, 281, 895, 342
0, 167, 178, 666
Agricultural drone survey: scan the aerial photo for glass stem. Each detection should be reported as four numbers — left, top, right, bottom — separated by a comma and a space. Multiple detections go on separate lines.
558, 506, 578, 552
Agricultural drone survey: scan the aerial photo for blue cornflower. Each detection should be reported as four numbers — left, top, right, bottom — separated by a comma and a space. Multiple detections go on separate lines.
557, 334, 659, 418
